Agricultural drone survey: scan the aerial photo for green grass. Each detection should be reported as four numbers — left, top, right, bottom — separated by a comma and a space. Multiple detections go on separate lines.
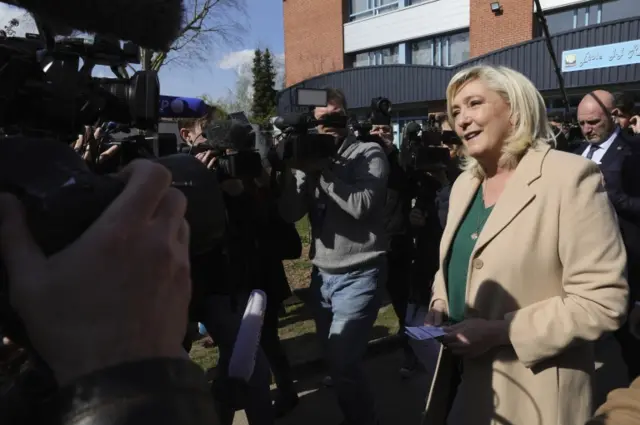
189, 214, 400, 372
295, 216, 311, 245
190, 301, 400, 372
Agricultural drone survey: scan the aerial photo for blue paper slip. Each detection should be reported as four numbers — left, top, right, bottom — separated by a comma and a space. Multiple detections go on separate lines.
405, 326, 446, 341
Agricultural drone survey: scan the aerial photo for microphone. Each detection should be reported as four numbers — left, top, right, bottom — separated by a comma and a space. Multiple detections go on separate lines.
159, 96, 209, 119
228, 290, 267, 382
2, 0, 184, 51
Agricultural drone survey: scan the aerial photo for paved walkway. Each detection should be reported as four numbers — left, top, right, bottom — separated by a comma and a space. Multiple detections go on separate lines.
233, 348, 433, 425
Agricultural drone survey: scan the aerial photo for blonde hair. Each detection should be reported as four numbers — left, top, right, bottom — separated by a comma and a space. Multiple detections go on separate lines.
446, 65, 553, 179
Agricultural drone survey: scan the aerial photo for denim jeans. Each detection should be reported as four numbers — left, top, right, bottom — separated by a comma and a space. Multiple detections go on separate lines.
200, 294, 274, 425
310, 257, 387, 425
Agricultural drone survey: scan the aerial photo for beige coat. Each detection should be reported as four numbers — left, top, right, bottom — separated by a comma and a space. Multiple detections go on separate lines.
425, 146, 629, 425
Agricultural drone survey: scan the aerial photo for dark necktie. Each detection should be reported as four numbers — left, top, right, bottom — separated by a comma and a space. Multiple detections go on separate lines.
586, 144, 600, 160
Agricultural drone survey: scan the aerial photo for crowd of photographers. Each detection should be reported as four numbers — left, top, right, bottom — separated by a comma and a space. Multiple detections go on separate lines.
2, 76, 640, 425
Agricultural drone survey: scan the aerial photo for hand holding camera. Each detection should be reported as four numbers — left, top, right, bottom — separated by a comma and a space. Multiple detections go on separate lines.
195, 150, 217, 170
72, 126, 121, 166
0, 161, 191, 385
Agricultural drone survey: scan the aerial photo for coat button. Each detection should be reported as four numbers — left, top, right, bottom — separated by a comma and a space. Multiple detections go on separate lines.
473, 258, 484, 269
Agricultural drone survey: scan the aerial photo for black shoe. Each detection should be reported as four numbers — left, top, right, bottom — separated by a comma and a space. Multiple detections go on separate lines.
399, 355, 419, 379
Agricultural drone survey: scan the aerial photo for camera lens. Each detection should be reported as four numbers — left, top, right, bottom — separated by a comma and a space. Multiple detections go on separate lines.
377, 99, 391, 115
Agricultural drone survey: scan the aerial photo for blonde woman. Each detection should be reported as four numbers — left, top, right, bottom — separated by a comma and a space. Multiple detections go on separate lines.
424, 65, 629, 425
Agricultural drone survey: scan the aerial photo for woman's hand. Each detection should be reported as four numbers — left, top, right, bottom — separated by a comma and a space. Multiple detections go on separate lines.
442, 319, 510, 358
425, 299, 447, 326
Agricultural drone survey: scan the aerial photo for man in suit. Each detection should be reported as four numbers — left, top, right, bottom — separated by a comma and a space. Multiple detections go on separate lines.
575, 90, 640, 394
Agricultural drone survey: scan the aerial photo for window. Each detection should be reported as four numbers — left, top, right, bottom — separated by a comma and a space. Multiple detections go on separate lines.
410, 31, 469, 67
351, 0, 371, 18
352, 45, 399, 67
539, 0, 640, 37
449, 32, 470, 66
353, 52, 371, 68
380, 45, 399, 64
412, 39, 434, 65
543, 9, 578, 35
350, 0, 399, 21
600, 0, 640, 24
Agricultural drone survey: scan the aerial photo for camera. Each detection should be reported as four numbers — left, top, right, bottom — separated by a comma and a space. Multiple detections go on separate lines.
182, 120, 265, 182
272, 88, 347, 166
402, 121, 450, 171
350, 97, 392, 144
0, 35, 159, 138
0, 22, 227, 355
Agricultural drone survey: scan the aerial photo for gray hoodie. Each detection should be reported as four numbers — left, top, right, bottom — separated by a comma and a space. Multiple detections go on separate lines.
278, 136, 389, 273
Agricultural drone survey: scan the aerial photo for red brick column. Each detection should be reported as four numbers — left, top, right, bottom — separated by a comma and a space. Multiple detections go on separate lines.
470, 0, 535, 58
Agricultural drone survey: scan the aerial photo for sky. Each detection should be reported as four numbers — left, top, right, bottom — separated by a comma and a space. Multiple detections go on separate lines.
0, 0, 285, 100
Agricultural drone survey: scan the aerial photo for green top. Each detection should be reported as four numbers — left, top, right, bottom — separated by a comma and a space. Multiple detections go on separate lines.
446, 188, 494, 324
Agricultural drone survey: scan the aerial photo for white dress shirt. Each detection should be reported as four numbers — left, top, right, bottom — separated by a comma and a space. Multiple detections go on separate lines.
581, 128, 620, 164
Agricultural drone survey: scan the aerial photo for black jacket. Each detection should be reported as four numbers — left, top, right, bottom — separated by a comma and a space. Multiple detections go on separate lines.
383, 148, 413, 248
225, 184, 300, 303
573, 132, 640, 303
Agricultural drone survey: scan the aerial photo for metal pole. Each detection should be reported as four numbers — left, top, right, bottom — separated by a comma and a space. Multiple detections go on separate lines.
533, 0, 571, 117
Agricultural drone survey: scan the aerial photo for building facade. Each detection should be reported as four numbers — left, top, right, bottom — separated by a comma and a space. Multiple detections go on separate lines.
280, 0, 640, 142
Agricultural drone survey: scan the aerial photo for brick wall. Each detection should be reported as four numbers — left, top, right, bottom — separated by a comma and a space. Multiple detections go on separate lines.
283, 0, 347, 87
470, 0, 534, 58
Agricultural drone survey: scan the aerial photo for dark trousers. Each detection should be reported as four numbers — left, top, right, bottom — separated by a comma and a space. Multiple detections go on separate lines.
386, 239, 414, 360
260, 298, 295, 394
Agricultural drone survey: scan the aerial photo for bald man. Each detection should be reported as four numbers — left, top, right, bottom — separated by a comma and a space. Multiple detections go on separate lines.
575, 90, 640, 399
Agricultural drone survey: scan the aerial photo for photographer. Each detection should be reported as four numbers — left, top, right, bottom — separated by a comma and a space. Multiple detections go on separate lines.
401, 126, 447, 315
278, 88, 389, 425
370, 119, 418, 377
613, 92, 638, 136
189, 118, 303, 419
179, 118, 277, 425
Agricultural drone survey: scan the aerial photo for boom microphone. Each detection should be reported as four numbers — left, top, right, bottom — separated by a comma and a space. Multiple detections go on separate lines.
2, 0, 184, 51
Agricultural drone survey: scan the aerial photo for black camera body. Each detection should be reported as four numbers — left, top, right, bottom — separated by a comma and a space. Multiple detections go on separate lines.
272, 112, 343, 163
185, 143, 264, 181
402, 121, 450, 171
0, 25, 227, 356
350, 97, 392, 145
0, 35, 158, 139
408, 145, 451, 171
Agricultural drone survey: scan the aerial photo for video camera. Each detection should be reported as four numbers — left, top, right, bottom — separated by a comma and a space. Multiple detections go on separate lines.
272, 88, 347, 167
350, 97, 392, 144
402, 121, 450, 171
182, 120, 264, 182
0, 21, 227, 355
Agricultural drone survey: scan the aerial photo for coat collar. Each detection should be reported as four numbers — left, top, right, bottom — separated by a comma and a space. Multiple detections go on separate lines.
442, 145, 550, 260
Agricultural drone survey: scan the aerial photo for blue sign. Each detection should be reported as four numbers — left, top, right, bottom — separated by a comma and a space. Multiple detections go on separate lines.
562, 39, 640, 73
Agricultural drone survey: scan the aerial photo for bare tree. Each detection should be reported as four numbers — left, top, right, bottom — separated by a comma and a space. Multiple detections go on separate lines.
1, 10, 34, 37
145, 0, 247, 71
214, 61, 253, 114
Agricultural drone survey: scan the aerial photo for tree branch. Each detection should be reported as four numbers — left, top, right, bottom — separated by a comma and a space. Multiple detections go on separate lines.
150, 0, 248, 71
